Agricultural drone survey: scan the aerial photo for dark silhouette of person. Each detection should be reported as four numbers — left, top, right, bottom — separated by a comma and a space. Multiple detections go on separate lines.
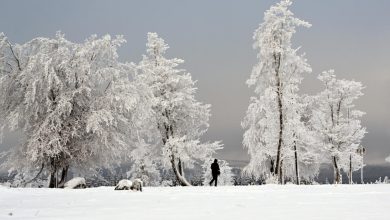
209, 159, 220, 186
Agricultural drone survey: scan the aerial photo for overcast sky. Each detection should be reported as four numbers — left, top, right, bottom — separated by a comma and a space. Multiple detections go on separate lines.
1, 0, 389, 164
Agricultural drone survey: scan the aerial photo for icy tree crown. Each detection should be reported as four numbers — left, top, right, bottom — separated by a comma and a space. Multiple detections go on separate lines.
0, 32, 152, 179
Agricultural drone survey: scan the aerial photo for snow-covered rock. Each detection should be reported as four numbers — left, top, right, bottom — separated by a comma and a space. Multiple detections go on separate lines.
64, 177, 86, 189
115, 179, 133, 190
114, 179, 142, 191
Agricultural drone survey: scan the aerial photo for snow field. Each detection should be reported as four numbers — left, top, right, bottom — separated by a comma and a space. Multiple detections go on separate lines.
1, 184, 389, 220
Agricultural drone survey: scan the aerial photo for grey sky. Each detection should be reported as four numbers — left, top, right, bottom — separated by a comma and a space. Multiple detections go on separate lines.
0, 0, 389, 164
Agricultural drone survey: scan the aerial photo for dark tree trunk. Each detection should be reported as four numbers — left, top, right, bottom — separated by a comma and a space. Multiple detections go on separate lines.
47, 157, 69, 188
360, 153, 364, 184
273, 52, 284, 184
348, 154, 353, 184
48, 170, 57, 188
332, 156, 341, 184
294, 142, 300, 185
58, 166, 69, 188
48, 158, 57, 188
270, 159, 275, 174
178, 159, 183, 176
280, 160, 284, 185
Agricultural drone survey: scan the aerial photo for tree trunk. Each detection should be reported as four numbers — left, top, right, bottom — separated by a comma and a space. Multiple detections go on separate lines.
170, 153, 191, 186
280, 160, 284, 185
270, 159, 275, 174
47, 157, 69, 188
178, 158, 184, 176
348, 154, 353, 184
361, 156, 364, 184
274, 52, 284, 184
48, 158, 57, 188
294, 142, 300, 185
162, 121, 191, 186
332, 156, 341, 184
58, 166, 69, 188
48, 170, 57, 188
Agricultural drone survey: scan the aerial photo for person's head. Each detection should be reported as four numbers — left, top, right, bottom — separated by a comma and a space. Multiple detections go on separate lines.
214, 159, 218, 163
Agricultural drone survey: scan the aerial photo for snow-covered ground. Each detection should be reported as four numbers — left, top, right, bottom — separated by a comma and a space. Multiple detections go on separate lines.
1, 184, 389, 220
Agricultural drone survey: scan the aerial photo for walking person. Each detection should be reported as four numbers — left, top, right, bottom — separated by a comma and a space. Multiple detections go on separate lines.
209, 159, 220, 186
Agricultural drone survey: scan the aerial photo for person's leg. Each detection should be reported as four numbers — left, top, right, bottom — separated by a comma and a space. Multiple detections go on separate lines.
214, 175, 218, 186
209, 178, 214, 186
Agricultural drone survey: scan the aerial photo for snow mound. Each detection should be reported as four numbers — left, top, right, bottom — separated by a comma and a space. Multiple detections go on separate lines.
115, 179, 132, 190
114, 179, 143, 191
64, 177, 86, 189
0, 182, 11, 188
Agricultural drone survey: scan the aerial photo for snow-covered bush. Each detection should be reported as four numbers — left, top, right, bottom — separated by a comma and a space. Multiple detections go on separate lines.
231, 168, 262, 186
374, 177, 389, 184
264, 175, 279, 185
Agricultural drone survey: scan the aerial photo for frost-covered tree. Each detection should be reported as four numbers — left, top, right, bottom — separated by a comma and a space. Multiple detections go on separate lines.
128, 139, 161, 186
242, 0, 312, 183
311, 70, 366, 184
344, 147, 364, 184
0, 33, 152, 187
290, 95, 327, 184
136, 33, 222, 186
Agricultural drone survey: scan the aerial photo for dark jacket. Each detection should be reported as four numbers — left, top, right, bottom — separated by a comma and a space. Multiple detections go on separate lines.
211, 162, 220, 176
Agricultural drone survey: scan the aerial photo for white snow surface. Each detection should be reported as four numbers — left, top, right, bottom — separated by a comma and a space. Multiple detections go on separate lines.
0, 185, 389, 220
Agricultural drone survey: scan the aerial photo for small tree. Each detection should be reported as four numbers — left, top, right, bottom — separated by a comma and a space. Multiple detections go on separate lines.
357, 146, 365, 184
128, 139, 161, 186
0, 33, 151, 187
137, 33, 222, 186
311, 70, 366, 184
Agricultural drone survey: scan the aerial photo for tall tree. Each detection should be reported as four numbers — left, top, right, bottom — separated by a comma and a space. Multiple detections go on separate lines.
242, 0, 311, 183
0, 33, 151, 187
137, 33, 221, 186
311, 70, 366, 184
